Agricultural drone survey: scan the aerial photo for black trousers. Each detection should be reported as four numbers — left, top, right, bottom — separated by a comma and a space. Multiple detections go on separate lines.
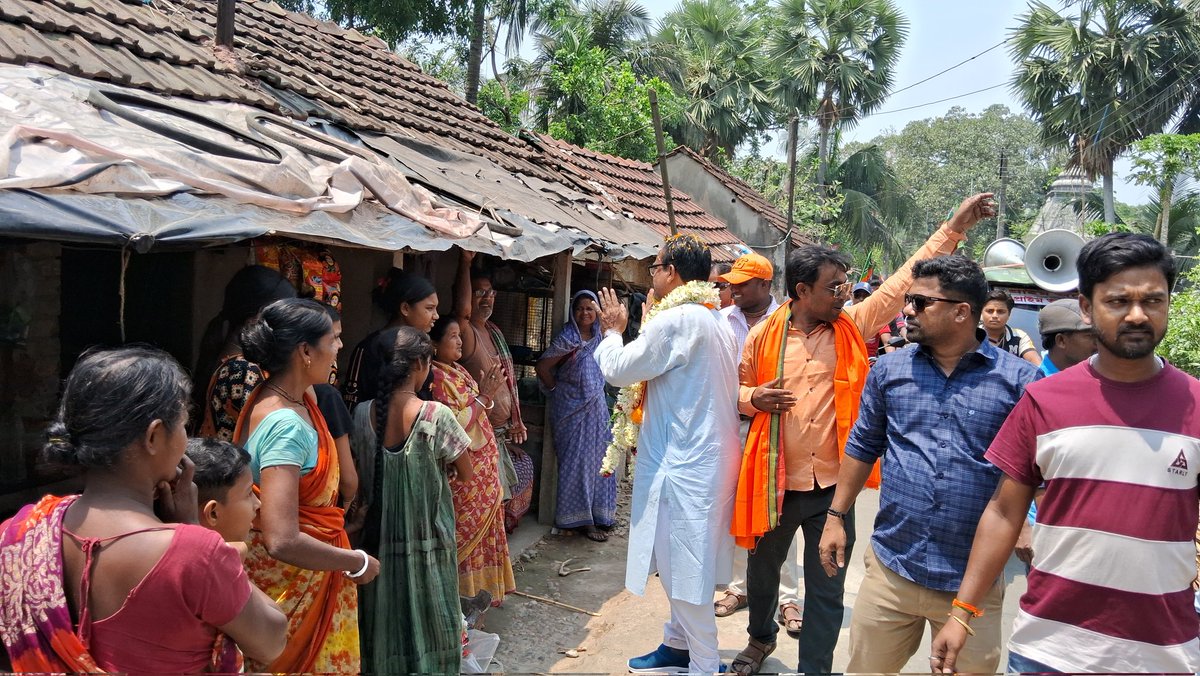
745, 486, 855, 675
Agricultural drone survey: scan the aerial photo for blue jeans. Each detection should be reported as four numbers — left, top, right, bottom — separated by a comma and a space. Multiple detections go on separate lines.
1007, 651, 1061, 674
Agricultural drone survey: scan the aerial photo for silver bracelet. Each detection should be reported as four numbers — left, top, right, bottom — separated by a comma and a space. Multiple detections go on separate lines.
345, 548, 370, 578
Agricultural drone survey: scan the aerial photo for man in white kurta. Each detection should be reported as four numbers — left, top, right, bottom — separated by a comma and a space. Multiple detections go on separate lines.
595, 235, 742, 674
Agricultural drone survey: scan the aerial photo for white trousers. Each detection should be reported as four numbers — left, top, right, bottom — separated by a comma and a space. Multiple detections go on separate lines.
655, 504, 722, 672
725, 538, 802, 605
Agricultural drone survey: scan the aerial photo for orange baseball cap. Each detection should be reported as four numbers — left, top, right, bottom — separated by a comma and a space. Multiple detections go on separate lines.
720, 252, 773, 284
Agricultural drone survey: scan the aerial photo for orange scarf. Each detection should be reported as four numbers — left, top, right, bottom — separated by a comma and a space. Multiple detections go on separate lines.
731, 302, 878, 549
234, 385, 352, 674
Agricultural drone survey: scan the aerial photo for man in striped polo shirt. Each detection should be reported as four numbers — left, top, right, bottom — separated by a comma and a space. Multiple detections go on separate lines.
932, 233, 1200, 673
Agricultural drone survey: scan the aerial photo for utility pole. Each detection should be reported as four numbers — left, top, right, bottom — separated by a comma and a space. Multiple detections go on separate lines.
649, 89, 677, 236
996, 149, 1009, 239
783, 114, 799, 258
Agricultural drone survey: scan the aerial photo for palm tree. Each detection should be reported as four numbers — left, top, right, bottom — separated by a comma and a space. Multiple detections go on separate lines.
527, 0, 652, 129
654, 0, 773, 159
826, 141, 922, 264
766, 0, 908, 197
1010, 0, 1200, 224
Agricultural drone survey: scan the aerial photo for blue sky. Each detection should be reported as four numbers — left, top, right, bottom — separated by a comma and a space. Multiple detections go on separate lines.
517, 0, 1152, 203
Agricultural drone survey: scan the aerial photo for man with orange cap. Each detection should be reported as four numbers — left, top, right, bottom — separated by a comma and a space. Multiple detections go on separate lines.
713, 253, 806, 637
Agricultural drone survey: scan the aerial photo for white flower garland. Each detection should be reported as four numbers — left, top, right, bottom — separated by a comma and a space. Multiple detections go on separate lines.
600, 280, 721, 476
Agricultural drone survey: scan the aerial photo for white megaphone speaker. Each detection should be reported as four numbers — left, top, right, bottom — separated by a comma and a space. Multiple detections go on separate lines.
982, 238, 1027, 270
1024, 229, 1085, 292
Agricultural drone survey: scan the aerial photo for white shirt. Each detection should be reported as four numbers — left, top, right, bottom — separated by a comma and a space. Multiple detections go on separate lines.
594, 303, 741, 605
721, 296, 781, 358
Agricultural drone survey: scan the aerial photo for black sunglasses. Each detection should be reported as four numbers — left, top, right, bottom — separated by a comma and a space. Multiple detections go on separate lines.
904, 293, 967, 313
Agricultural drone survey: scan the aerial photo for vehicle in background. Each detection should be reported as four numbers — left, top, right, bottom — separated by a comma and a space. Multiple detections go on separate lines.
982, 230, 1084, 353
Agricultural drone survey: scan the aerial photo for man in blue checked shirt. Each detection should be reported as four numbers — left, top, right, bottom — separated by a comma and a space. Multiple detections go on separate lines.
816, 255, 1040, 674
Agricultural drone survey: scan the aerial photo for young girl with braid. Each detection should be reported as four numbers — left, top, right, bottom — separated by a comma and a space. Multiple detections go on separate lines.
351, 326, 474, 675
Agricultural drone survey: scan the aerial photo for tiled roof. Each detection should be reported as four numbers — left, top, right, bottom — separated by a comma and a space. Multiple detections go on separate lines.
533, 134, 746, 261
0, 0, 577, 186
664, 145, 814, 246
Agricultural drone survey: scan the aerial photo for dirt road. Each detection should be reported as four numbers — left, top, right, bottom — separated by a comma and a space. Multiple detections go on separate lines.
480, 487, 1025, 673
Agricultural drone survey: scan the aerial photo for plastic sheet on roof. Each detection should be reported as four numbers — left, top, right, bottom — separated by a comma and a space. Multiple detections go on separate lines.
0, 189, 578, 261
0, 66, 655, 260
0, 68, 490, 238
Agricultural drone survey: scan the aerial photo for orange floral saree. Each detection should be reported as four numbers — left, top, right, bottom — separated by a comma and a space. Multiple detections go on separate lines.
235, 385, 359, 674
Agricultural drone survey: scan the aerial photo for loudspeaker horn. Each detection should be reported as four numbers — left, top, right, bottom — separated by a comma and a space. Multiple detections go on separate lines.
1025, 229, 1085, 292
982, 237, 1026, 269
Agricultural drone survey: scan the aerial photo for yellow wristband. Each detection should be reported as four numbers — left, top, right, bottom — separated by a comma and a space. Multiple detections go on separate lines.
948, 613, 975, 637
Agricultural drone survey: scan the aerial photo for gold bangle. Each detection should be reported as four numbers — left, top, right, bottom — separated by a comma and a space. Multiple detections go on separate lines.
948, 613, 975, 637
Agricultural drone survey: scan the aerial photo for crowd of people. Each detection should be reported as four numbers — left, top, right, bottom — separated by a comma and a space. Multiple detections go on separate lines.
0, 249, 617, 674
1, 189, 1197, 675
594, 192, 1200, 675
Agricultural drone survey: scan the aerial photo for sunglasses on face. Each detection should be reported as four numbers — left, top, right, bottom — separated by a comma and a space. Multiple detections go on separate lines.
824, 281, 853, 297
715, 281, 730, 290
904, 293, 966, 313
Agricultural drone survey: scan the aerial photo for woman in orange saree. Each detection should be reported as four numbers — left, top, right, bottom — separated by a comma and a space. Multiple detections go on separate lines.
429, 316, 515, 603
236, 298, 380, 673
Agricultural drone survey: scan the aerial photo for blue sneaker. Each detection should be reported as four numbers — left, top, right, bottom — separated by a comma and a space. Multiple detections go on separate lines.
628, 644, 690, 673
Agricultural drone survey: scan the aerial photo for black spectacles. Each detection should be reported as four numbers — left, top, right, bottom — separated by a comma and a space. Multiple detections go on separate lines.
715, 281, 730, 290
905, 293, 966, 313
648, 263, 670, 275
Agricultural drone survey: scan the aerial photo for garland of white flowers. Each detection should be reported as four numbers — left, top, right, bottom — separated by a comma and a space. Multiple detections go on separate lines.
600, 280, 721, 476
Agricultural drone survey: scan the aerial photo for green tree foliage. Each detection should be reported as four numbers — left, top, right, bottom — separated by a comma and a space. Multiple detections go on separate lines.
653, 0, 772, 160
856, 105, 1063, 245
277, 0, 470, 47
1010, 0, 1200, 223
727, 140, 911, 261
542, 48, 678, 162
766, 0, 908, 195
1158, 266, 1200, 377
397, 40, 468, 95
477, 79, 531, 132
1130, 133, 1200, 245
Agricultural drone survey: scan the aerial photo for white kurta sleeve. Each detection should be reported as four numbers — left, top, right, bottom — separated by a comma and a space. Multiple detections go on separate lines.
593, 315, 691, 387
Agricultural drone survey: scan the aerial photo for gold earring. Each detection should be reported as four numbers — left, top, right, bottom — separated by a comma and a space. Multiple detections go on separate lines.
306, 359, 312, 369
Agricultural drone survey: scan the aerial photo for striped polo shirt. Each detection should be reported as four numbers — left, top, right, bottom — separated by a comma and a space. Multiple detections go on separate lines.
986, 360, 1200, 673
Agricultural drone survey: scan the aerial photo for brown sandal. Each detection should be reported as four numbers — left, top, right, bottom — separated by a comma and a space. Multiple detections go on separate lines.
730, 637, 776, 676
713, 591, 747, 617
777, 602, 803, 638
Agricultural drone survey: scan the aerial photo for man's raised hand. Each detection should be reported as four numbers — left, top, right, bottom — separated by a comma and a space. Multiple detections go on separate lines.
946, 193, 997, 235
598, 287, 629, 335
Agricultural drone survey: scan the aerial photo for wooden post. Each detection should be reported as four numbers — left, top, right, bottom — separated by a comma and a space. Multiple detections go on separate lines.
649, 90, 677, 236
538, 251, 572, 525
783, 114, 799, 258
216, 0, 236, 48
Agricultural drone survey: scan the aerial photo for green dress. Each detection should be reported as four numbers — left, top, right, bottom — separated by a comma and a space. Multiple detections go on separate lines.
354, 400, 470, 675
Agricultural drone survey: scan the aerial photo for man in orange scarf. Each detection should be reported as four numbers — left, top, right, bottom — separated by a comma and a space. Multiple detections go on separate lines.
728, 194, 996, 676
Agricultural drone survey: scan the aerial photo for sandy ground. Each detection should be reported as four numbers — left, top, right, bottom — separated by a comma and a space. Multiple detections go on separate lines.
479, 483, 1026, 674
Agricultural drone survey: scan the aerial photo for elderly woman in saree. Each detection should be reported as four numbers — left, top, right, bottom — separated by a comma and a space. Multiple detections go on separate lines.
428, 316, 516, 603
535, 290, 617, 541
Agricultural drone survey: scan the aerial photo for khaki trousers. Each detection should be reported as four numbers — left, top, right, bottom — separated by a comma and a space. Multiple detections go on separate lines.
847, 545, 1003, 674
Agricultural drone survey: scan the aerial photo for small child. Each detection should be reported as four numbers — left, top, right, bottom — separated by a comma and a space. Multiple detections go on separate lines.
186, 438, 260, 545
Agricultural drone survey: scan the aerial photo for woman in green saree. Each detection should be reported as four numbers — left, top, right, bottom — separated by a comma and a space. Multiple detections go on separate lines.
352, 327, 474, 675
